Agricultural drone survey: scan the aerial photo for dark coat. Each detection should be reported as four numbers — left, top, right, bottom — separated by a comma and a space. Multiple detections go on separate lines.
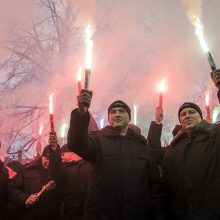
49, 148, 92, 220
0, 160, 8, 219
8, 158, 62, 220
147, 121, 165, 166
68, 109, 162, 220
163, 120, 220, 220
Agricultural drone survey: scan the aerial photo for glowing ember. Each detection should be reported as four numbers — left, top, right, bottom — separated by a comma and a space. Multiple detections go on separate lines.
49, 93, 55, 132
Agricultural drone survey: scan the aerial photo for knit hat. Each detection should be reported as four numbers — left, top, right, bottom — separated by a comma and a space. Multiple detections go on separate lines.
178, 102, 203, 121
60, 144, 71, 153
108, 100, 131, 120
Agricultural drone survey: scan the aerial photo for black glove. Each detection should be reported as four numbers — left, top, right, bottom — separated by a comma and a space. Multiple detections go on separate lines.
77, 89, 93, 115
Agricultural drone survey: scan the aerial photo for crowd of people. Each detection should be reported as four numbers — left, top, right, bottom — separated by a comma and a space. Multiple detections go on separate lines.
1, 69, 220, 220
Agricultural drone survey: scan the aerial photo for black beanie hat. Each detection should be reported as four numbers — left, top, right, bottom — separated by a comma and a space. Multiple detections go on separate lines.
178, 102, 203, 121
108, 100, 131, 120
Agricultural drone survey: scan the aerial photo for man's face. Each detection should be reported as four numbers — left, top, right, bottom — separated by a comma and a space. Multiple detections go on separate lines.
109, 107, 130, 130
41, 156, 49, 169
179, 107, 202, 131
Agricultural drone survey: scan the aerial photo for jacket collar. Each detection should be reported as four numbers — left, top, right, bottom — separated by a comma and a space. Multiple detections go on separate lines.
171, 120, 214, 146
100, 125, 147, 144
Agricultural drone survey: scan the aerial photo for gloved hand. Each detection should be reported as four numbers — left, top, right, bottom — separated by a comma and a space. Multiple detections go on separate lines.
77, 89, 93, 115
49, 132, 58, 151
25, 194, 38, 207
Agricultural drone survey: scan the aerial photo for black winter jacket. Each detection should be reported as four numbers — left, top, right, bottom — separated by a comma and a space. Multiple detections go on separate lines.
8, 158, 62, 220
68, 109, 162, 220
49, 148, 92, 220
163, 120, 220, 219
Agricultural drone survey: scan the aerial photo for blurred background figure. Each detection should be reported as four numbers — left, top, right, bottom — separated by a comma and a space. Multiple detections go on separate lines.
7, 146, 62, 220
49, 133, 93, 220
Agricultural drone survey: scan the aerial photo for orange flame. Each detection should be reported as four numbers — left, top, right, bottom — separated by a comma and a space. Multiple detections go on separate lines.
85, 25, 93, 69
49, 93, 54, 114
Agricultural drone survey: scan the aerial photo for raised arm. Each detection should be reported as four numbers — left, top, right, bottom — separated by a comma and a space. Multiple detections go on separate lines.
68, 90, 98, 162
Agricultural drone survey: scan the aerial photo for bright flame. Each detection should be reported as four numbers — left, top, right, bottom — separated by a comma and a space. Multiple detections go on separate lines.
39, 124, 43, 136
195, 20, 209, 53
49, 93, 54, 114
159, 78, 166, 93
133, 105, 137, 125
61, 123, 68, 138
205, 91, 209, 106
85, 25, 93, 69
100, 118, 105, 129
77, 65, 82, 81
212, 106, 220, 123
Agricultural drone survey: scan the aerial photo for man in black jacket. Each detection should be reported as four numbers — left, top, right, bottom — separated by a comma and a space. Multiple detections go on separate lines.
8, 147, 62, 220
48, 143, 92, 220
163, 68, 220, 220
67, 90, 162, 220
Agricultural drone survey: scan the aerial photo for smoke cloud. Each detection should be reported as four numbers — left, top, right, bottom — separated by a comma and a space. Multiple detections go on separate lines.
0, 0, 220, 158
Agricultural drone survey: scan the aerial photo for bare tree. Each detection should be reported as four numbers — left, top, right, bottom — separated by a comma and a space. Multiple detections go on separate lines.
0, 0, 82, 160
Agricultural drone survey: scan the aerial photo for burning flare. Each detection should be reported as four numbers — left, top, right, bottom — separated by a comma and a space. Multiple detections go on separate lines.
100, 118, 105, 129
49, 93, 54, 114
205, 91, 210, 106
180, 0, 216, 71
61, 123, 68, 138
133, 105, 137, 125
77, 66, 82, 82
39, 124, 43, 136
195, 20, 209, 53
159, 78, 166, 93
85, 25, 93, 69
